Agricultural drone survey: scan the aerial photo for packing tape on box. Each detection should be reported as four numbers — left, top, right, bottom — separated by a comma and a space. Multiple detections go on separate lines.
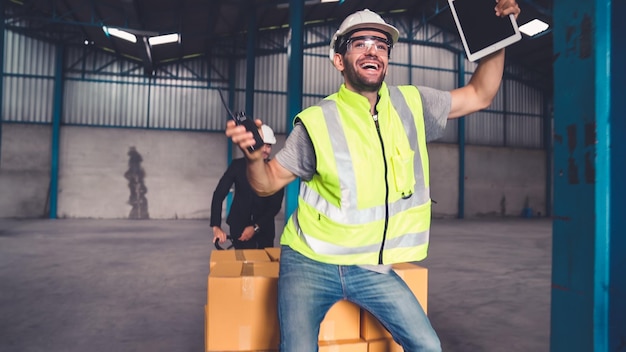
241, 262, 254, 276
241, 263, 255, 300
235, 249, 246, 261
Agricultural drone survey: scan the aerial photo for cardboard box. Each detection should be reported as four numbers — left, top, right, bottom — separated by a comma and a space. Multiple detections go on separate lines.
319, 339, 368, 352
210, 249, 271, 268
360, 263, 428, 341
264, 247, 281, 262
319, 300, 361, 341
367, 338, 403, 352
206, 261, 280, 351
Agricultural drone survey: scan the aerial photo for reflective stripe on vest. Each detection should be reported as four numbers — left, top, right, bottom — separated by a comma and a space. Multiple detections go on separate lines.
292, 207, 429, 255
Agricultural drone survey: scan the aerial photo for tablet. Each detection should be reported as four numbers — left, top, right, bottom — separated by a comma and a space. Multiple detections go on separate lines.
448, 0, 521, 62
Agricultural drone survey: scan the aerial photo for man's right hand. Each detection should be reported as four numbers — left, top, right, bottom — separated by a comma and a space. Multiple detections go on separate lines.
212, 226, 227, 243
225, 119, 265, 162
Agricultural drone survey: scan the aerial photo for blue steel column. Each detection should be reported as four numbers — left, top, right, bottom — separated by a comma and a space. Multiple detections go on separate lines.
245, 4, 256, 114
552, 0, 626, 351
544, 93, 552, 217
456, 53, 465, 219
284, 0, 304, 220
226, 56, 237, 213
241, 0, 256, 226
49, 44, 65, 219
0, 0, 5, 164
608, 1, 626, 348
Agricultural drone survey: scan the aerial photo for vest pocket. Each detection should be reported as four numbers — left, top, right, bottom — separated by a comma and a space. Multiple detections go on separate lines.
390, 149, 415, 198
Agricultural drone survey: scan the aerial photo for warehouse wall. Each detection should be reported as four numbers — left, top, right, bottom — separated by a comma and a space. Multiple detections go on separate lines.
56, 126, 224, 219
427, 143, 545, 218
0, 124, 51, 217
0, 123, 543, 220
1, 16, 548, 220
464, 145, 546, 217
428, 143, 459, 217
0, 123, 286, 220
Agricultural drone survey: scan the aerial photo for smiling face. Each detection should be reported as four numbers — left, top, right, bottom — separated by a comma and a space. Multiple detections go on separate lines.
333, 29, 390, 94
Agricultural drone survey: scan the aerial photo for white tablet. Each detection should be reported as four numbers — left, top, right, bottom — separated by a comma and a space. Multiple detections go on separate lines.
448, 0, 522, 62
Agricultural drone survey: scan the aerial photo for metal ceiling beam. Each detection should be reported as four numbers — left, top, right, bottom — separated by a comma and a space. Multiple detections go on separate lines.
4, 0, 555, 89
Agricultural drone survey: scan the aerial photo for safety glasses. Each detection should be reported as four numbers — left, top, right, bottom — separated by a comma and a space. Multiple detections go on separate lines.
346, 35, 391, 56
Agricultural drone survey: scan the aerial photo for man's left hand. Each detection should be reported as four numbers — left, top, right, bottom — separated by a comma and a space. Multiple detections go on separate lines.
238, 226, 256, 241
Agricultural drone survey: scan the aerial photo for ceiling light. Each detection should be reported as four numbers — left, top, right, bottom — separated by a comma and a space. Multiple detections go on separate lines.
148, 33, 180, 46
102, 26, 137, 43
321, 0, 340, 2
519, 19, 549, 37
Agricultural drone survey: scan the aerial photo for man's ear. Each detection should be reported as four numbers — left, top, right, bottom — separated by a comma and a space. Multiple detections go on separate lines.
332, 53, 344, 72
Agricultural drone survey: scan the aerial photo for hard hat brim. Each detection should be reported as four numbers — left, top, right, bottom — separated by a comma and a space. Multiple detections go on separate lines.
342, 23, 399, 44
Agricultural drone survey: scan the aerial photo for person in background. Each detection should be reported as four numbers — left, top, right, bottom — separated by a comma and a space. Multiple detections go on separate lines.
211, 124, 284, 249
226, 1, 520, 350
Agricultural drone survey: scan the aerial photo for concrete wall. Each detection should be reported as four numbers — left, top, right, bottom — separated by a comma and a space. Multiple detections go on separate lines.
0, 124, 52, 218
0, 123, 545, 219
428, 143, 460, 217
464, 145, 546, 218
428, 143, 547, 218
0, 123, 286, 220
56, 126, 225, 219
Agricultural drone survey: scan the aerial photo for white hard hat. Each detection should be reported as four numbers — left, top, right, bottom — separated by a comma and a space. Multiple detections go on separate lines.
329, 9, 399, 61
260, 124, 276, 145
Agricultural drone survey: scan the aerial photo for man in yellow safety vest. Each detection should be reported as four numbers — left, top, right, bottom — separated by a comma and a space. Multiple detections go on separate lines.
226, 1, 521, 350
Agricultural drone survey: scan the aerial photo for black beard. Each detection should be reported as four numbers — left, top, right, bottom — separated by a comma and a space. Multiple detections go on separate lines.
343, 58, 384, 93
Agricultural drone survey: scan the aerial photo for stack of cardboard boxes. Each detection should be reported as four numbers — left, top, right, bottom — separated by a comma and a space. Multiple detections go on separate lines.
205, 248, 428, 351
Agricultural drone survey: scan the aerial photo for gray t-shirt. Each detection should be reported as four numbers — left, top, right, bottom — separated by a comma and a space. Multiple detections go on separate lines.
275, 85, 451, 181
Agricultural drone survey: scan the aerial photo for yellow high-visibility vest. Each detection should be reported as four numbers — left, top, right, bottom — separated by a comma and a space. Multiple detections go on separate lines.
281, 82, 432, 265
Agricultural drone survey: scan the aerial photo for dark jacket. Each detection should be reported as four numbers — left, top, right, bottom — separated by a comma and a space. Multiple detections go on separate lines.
210, 158, 284, 248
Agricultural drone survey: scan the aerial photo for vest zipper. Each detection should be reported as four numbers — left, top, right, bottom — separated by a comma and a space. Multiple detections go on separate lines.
372, 114, 389, 265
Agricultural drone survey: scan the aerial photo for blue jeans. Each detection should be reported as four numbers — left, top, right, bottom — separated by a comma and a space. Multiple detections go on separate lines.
278, 245, 441, 351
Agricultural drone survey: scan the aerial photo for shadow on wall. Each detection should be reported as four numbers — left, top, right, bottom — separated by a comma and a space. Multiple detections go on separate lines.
124, 146, 149, 219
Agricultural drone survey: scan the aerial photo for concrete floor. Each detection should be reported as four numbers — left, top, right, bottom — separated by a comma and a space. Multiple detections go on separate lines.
0, 218, 551, 352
